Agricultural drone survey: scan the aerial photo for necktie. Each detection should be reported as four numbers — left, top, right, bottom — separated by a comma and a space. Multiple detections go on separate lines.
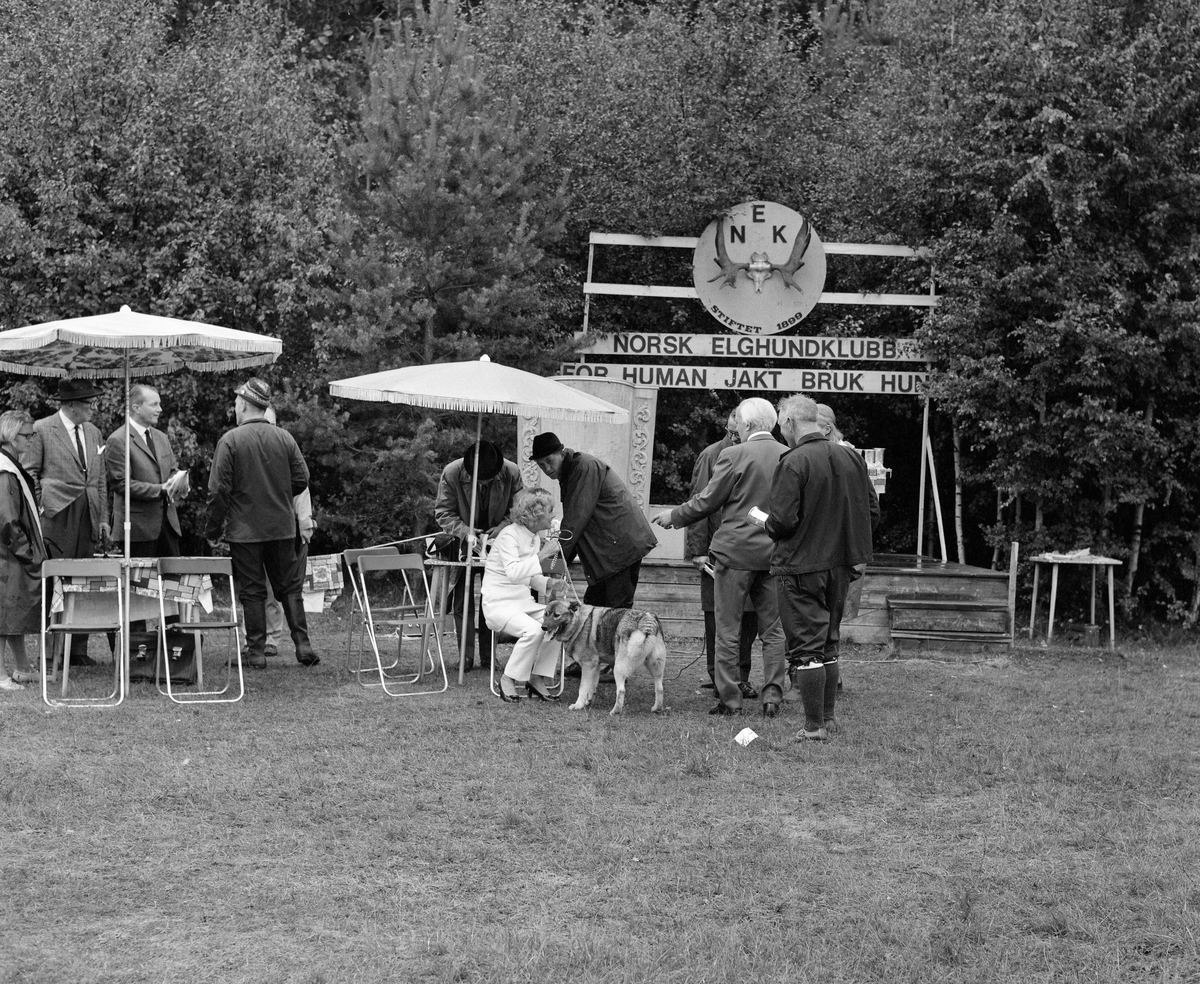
74, 425, 87, 476
144, 429, 159, 472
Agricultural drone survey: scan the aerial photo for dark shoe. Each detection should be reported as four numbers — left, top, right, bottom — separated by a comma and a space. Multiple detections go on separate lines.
526, 682, 561, 702
599, 665, 615, 683
241, 648, 267, 669
762, 701, 780, 718
498, 676, 522, 703
263, 644, 279, 658
462, 660, 476, 673
709, 703, 742, 716
296, 651, 320, 667
72, 653, 98, 668
700, 681, 716, 690
564, 662, 582, 678
738, 681, 759, 700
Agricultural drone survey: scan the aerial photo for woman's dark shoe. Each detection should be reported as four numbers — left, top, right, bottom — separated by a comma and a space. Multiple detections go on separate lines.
498, 675, 522, 703
526, 681, 560, 702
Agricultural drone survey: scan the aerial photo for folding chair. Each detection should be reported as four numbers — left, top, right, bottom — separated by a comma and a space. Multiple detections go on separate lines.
156, 557, 244, 705
41, 558, 126, 709
355, 552, 447, 696
344, 546, 401, 677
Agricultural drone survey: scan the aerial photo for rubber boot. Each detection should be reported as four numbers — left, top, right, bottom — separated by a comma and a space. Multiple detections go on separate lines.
822, 657, 840, 734
791, 662, 827, 738
282, 594, 320, 666
242, 601, 268, 669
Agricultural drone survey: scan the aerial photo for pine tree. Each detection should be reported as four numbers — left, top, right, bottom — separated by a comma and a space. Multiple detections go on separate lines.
335, 0, 567, 369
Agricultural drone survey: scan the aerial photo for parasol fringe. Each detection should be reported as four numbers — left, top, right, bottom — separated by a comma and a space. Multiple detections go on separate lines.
0, 360, 67, 377
327, 384, 626, 422
0, 332, 280, 353
55, 329, 282, 352
181, 353, 279, 372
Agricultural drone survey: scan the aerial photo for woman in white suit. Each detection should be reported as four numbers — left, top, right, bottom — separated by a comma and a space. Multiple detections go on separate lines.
481, 487, 562, 703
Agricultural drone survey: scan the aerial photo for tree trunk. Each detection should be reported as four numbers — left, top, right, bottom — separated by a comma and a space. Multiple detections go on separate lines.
424, 308, 436, 365
991, 489, 1003, 570
1188, 531, 1200, 629
952, 421, 965, 564
1124, 397, 1155, 599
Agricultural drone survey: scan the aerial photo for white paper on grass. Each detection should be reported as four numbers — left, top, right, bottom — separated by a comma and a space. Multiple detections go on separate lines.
734, 727, 758, 746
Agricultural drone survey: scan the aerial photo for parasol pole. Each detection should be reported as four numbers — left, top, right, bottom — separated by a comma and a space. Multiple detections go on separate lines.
122, 353, 132, 694
459, 412, 484, 684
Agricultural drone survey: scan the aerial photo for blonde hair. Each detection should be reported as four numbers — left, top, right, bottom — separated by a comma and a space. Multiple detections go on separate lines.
0, 410, 32, 447
511, 486, 554, 529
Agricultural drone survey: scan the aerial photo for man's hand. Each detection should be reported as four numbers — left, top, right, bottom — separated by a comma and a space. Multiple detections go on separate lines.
691, 554, 708, 570
651, 510, 674, 529
300, 528, 313, 545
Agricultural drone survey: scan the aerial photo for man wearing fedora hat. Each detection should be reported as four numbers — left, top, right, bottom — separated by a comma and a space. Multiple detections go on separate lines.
434, 439, 522, 671
205, 377, 318, 669
23, 378, 112, 664
530, 432, 657, 609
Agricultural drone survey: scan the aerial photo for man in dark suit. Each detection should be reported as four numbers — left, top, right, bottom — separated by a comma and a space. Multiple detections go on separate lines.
652, 398, 789, 717
767, 394, 879, 741
23, 377, 112, 663
104, 383, 183, 559
434, 440, 522, 671
685, 410, 758, 698
531, 433, 657, 610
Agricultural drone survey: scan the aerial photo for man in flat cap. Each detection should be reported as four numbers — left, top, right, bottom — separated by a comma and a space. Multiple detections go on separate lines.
530, 432, 656, 609
23, 378, 112, 663
434, 439, 522, 671
205, 378, 318, 669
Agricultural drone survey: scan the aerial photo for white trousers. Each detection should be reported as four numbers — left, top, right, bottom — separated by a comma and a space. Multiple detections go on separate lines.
494, 609, 560, 682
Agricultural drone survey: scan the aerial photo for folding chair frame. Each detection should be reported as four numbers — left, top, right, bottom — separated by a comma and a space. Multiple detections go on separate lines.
41, 558, 126, 709
344, 546, 401, 677
156, 556, 244, 705
356, 552, 447, 697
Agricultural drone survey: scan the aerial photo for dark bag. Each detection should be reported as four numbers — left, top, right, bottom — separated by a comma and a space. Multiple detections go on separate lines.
128, 630, 198, 686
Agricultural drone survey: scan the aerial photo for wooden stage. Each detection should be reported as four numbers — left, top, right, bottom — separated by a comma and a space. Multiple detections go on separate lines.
620, 553, 1014, 652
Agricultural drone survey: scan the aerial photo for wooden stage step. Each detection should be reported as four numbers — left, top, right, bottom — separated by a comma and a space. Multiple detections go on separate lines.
558, 554, 1013, 652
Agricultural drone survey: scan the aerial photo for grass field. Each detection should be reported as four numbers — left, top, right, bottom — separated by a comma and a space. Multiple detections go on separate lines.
2, 613, 1198, 984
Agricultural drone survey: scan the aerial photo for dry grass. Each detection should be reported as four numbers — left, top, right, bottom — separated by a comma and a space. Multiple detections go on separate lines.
2, 614, 1199, 984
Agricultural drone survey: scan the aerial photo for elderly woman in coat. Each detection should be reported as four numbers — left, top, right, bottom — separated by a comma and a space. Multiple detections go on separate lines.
0, 410, 47, 690
480, 486, 563, 703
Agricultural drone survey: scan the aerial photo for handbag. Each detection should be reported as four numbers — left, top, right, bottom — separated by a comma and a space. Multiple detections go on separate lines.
128, 630, 198, 686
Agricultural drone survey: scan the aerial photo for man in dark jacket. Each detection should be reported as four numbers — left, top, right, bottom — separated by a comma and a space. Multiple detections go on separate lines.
653, 398, 788, 717
684, 410, 757, 697
767, 394, 879, 740
205, 378, 316, 669
434, 440, 522, 670
530, 433, 657, 608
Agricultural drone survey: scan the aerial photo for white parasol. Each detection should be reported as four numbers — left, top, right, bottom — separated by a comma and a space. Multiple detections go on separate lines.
0, 304, 282, 558
329, 355, 629, 683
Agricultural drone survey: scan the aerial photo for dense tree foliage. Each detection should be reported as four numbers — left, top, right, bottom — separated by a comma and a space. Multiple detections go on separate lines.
1, 0, 1197, 622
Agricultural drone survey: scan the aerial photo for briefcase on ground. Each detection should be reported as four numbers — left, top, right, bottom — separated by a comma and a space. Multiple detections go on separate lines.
128, 630, 198, 686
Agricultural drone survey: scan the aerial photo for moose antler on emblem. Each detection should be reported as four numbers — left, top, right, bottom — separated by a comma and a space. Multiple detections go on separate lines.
708, 215, 749, 288
708, 214, 813, 293
768, 216, 812, 292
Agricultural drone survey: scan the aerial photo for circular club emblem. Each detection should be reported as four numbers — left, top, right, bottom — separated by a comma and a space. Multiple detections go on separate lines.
692, 201, 826, 335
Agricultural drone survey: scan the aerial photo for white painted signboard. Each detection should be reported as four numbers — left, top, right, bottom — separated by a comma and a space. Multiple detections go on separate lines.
560, 362, 927, 394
